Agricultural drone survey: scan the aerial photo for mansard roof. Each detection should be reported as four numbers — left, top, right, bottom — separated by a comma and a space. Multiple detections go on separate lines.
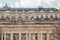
0, 4, 59, 11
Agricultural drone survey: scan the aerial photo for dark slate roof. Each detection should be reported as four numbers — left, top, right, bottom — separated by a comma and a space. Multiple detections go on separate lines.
0, 4, 59, 11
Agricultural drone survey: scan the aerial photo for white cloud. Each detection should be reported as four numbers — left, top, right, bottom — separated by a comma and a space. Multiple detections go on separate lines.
0, 3, 2, 7
14, 0, 59, 8
0, 0, 60, 8
41, 0, 58, 7
16, 0, 41, 8
15, 2, 20, 8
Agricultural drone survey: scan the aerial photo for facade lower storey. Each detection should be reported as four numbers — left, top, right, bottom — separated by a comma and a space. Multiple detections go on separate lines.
0, 26, 53, 40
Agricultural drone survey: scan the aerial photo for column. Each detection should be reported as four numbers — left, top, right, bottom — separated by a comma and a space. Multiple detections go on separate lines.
33, 33, 35, 40
29, 33, 31, 40
26, 33, 28, 40
1, 33, 3, 40
47, 33, 49, 40
19, 33, 21, 40
4, 33, 6, 40
38, 33, 40, 40
41, 33, 42, 40
11, 33, 13, 40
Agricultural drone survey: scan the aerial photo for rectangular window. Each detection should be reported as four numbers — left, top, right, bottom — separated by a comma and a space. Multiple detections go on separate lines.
13, 33, 19, 40
49, 33, 53, 40
31, 33, 34, 40
21, 33, 26, 40
6, 33, 11, 40
42, 33, 47, 40
35, 33, 38, 40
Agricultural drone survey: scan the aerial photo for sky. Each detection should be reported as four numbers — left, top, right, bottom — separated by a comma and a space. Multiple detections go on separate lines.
0, 0, 60, 8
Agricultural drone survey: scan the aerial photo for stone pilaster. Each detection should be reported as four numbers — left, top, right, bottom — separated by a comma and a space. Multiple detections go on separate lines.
41, 33, 42, 40
29, 33, 31, 40
47, 33, 49, 40
33, 33, 35, 40
19, 33, 21, 40
4, 33, 6, 40
1, 33, 3, 40
38, 33, 40, 40
11, 33, 13, 40
26, 33, 28, 40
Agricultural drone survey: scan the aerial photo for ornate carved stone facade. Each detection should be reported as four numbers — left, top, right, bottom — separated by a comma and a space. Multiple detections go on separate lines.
0, 4, 60, 40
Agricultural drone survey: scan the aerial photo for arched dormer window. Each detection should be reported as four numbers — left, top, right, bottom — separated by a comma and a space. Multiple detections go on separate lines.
18, 15, 22, 20
6, 16, 10, 20
45, 14, 49, 20
55, 16, 58, 20
34, 14, 40, 20
50, 15, 53, 18
0, 14, 5, 20
50, 14, 55, 20
58, 14, 60, 20
25, 15, 30, 21
11, 14, 16, 21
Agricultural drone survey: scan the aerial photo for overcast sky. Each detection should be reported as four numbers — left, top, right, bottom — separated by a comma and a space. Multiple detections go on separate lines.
0, 0, 60, 8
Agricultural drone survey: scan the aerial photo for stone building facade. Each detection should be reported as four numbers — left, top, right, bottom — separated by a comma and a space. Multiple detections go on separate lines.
0, 4, 60, 40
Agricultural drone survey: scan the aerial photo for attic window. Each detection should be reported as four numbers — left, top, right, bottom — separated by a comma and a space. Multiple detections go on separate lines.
18, 16, 22, 20
6, 16, 10, 20
25, 16, 30, 20
34, 14, 40, 20
45, 14, 49, 20
0, 14, 5, 20
11, 16, 16, 21
11, 14, 16, 21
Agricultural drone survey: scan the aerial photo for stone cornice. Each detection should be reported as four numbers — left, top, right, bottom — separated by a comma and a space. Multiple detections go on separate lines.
0, 25, 59, 28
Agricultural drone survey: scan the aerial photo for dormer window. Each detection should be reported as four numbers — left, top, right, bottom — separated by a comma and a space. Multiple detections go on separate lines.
50, 15, 54, 20
54, 16, 58, 20
25, 16, 30, 21
6, 16, 10, 20
18, 16, 22, 20
34, 14, 40, 20
11, 14, 16, 21
11, 16, 16, 21
45, 14, 49, 20
0, 14, 5, 20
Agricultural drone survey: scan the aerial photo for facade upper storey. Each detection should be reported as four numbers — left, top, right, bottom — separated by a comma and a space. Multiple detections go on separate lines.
0, 4, 60, 22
